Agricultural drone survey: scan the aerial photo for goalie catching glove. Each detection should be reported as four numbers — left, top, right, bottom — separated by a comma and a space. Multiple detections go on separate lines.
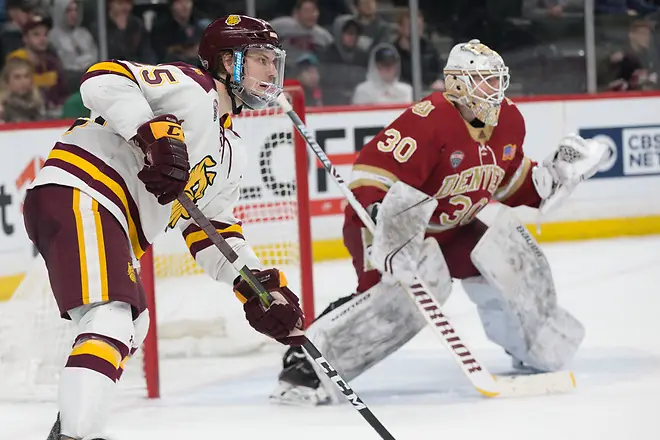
133, 114, 190, 205
532, 133, 607, 215
234, 269, 306, 346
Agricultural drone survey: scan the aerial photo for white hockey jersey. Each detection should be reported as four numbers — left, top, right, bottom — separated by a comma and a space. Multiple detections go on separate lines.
29, 60, 262, 284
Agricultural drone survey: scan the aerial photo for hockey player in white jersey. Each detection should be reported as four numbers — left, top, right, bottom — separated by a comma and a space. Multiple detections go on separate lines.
23, 15, 305, 440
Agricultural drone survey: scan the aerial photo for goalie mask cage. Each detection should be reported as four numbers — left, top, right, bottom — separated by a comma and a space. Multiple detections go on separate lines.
0, 83, 314, 400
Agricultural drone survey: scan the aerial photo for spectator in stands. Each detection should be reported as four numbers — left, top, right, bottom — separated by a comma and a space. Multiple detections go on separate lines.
322, 15, 368, 66
162, 25, 202, 65
270, 0, 333, 71
598, 19, 659, 90
352, 42, 412, 105
92, 0, 154, 63
7, 15, 67, 118
319, 15, 368, 105
335, 0, 394, 52
1, 0, 34, 63
523, 0, 585, 19
151, 0, 208, 63
392, 8, 442, 91
294, 52, 323, 106
49, 0, 98, 91
316, 0, 353, 27
595, 0, 658, 15
0, 57, 44, 122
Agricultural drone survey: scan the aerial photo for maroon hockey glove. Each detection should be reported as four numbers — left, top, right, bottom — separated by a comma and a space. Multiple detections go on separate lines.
133, 114, 190, 205
234, 269, 306, 346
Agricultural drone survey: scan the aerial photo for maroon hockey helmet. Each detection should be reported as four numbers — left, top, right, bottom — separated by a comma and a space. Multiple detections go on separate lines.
198, 15, 285, 111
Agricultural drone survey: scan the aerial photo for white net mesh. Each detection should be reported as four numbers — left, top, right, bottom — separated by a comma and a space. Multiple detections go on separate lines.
0, 95, 310, 401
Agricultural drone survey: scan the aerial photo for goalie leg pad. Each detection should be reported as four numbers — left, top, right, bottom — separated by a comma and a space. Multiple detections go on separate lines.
59, 301, 135, 439
305, 238, 452, 403
467, 207, 585, 371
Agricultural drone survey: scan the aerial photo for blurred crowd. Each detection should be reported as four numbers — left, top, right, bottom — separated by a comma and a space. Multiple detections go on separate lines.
0, 0, 659, 123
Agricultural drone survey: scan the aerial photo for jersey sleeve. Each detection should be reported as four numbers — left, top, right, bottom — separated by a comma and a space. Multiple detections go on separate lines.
80, 60, 156, 142
174, 128, 263, 286
349, 102, 440, 208
492, 104, 542, 208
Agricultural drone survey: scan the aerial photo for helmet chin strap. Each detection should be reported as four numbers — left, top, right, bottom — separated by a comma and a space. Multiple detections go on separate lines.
210, 68, 244, 115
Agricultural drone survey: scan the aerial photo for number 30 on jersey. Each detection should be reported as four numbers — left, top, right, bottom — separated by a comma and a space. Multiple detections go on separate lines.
377, 128, 417, 163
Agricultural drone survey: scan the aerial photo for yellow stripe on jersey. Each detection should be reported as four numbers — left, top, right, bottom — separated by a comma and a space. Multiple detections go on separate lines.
48, 149, 146, 259
349, 164, 400, 191
70, 339, 122, 369
86, 61, 137, 83
351, 164, 400, 184
91, 199, 109, 302
185, 223, 244, 249
495, 157, 532, 202
348, 178, 390, 192
72, 189, 90, 305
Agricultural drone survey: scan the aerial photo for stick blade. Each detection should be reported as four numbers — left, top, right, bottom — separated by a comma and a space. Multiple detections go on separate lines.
491, 370, 577, 398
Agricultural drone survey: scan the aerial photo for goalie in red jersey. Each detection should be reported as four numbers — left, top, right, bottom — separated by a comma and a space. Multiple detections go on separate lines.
271, 39, 607, 405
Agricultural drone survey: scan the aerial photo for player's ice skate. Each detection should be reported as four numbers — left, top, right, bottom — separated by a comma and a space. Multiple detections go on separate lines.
270, 347, 331, 406
46, 413, 113, 440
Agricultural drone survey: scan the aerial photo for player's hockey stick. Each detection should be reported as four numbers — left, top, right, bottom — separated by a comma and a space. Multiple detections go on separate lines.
276, 93, 576, 398
176, 194, 397, 440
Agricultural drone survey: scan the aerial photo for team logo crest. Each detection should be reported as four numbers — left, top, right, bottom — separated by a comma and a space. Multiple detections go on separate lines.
502, 144, 516, 161
450, 150, 464, 168
168, 155, 218, 229
225, 15, 241, 26
127, 262, 137, 283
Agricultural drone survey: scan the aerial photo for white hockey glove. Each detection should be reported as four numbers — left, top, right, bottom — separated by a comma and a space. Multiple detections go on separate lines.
532, 133, 607, 215
368, 181, 438, 285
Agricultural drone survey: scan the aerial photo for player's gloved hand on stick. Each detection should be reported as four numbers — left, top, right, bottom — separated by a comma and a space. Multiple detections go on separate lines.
133, 114, 190, 205
234, 269, 306, 346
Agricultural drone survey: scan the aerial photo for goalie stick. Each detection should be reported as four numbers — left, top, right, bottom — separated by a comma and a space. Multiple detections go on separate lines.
276, 93, 576, 398
176, 194, 397, 440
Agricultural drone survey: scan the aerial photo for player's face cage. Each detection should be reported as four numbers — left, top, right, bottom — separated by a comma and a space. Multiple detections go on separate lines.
445, 65, 510, 126
231, 44, 286, 110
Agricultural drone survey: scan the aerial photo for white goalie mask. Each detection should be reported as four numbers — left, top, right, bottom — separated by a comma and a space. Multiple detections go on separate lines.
443, 39, 510, 126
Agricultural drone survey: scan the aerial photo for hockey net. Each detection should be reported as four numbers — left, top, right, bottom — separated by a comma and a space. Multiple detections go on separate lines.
0, 84, 314, 400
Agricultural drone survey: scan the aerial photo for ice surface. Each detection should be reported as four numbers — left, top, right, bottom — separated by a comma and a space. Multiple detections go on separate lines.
3, 236, 659, 440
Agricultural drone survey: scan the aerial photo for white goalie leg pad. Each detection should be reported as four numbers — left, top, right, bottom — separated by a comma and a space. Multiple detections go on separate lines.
59, 301, 135, 439
468, 206, 585, 371
369, 181, 438, 285
307, 238, 452, 403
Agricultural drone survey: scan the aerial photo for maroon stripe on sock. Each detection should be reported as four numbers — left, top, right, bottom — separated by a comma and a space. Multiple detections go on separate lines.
66, 354, 119, 382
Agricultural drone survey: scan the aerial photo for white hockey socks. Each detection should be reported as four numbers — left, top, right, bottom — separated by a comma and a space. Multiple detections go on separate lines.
58, 302, 136, 439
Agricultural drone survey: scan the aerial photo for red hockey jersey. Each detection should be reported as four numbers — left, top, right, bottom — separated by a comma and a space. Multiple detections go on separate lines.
347, 92, 542, 246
